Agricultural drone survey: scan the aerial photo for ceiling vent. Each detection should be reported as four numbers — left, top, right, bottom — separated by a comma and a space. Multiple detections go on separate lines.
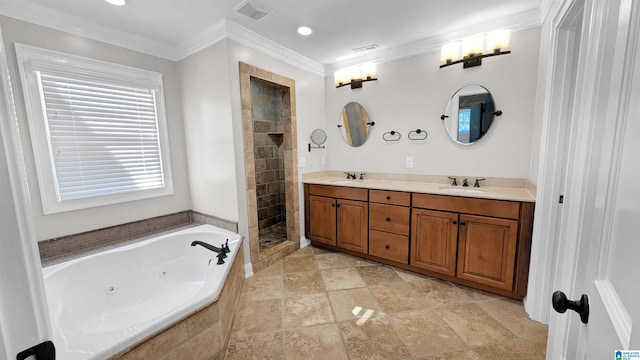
352, 44, 380, 53
234, 0, 273, 21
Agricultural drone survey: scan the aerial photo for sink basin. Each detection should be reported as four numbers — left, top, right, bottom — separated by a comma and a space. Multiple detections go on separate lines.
438, 187, 485, 194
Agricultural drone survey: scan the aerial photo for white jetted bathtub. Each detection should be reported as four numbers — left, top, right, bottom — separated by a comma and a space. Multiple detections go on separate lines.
42, 224, 242, 360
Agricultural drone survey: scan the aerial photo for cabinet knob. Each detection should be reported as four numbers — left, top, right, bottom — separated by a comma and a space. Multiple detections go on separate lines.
452, 220, 457, 224
385, 245, 390, 249
386, 196, 391, 200
385, 217, 391, 222
460, 221, 466, 225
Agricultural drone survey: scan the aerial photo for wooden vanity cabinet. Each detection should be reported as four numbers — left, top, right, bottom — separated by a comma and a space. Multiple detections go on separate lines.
368, 190, 411, 264
410, 209, 459, 276
306, 184, 369, 254
412, 193, 529, 295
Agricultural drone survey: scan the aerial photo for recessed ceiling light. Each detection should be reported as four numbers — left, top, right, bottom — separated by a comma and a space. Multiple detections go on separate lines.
105, 0, 126, 6
297, 26, 314, 36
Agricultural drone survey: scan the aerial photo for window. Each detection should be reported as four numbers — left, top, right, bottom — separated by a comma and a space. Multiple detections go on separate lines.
15, 44, 173, 214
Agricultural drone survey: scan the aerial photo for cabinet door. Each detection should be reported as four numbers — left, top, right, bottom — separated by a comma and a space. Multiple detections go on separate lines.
336, 199, 368, 254
308, 195, 337, 246
457, 214, 518, 290
410, 209, 458, 276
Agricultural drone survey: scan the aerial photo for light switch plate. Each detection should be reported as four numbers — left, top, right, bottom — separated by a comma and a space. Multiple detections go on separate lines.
405, 156, 414, 168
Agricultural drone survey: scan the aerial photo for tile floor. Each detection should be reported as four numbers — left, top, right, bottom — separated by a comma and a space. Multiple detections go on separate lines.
225, 246, 548, 360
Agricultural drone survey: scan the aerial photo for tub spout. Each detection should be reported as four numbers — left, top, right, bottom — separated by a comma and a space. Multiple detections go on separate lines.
191, 241, 225, 257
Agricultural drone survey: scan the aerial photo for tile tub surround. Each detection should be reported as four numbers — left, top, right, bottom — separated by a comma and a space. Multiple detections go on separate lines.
303, 173, 536, 203
225, 246, 548, 359
39, 211, 237, 266
112, 244, 245, 360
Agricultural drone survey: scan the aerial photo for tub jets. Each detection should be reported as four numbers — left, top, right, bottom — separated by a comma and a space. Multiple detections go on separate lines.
191, 240, 230, 264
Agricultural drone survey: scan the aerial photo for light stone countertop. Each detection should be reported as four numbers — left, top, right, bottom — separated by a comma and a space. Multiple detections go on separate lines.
303, 177, 536, 203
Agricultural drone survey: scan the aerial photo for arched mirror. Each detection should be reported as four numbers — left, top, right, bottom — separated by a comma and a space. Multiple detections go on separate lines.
441, 85, 502, 145
338, 102, 374, 147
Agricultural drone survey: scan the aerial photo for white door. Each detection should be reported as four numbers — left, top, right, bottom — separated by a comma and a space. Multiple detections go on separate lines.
548, 0, 640, 358
0, 30, 53, 358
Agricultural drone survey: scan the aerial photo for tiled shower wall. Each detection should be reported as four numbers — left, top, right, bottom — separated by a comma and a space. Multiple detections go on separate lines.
250, 80, 286, 231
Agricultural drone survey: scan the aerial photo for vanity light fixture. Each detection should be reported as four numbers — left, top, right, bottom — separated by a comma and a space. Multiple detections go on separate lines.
105, 0, 126, 6
440, 29, 511, 69
334, 62, 378, 89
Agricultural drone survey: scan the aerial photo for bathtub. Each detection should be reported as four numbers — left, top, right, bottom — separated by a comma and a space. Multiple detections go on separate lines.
42, 224, 242, 360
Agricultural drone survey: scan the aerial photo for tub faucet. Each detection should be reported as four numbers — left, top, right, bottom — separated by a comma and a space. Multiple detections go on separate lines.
191, 241, 226, 258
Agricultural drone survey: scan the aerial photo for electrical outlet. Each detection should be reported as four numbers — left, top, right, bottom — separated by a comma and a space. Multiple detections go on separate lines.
299, 157, 306, 168
405, 156, 414, 168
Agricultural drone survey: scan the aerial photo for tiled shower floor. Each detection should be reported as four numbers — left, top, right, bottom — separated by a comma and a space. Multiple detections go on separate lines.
259, 222, 287, 249
225, 246, 548, 359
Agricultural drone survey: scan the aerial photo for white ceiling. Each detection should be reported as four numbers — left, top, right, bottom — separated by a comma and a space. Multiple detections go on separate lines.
0, 0, 544, 74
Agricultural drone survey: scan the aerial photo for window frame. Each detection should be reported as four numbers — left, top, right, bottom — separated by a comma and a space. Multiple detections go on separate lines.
15, 43, 174, 214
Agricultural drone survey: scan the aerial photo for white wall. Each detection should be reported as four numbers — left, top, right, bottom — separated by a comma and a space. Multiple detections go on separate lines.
324, 27, 541, 179
177, 38, 326, 265
0, 16, 192, 240
178, 41, 238, 222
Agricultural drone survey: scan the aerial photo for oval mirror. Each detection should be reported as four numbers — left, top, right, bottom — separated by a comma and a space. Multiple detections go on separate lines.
441, 85, 501, 145
338, 102, 374, 147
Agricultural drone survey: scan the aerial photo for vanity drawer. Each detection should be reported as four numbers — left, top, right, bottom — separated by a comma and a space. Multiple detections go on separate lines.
308, 184, 368, 201
412, 193, 520, 220
369, 230, 409, 264
370, 189, 411, 206
369, 203, 410, 235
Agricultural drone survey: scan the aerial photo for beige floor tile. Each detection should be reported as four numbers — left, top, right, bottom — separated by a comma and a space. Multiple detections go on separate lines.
369, 282, 429, 313
231, 299, 283, 336
254, 260, 283, 277
478, 298, 548, 337
356, 265, 403, 285
315, 252, 372, 270
474, 338, 546, 360
339, 316, 412, 360
284, 293, 334, 328
393, 268, 433, 282
288, 245, 314, 257
284, 324, 349, 360
528, 335, 548, 356
328, 288, 385, 322
390, 309, 467, 356
311, 245, 333, 255
320, 267, 366, 290
283, 270, 325, 296
283, 255, 317, 273
438, 303, 515, 346
225, 332, 283, 360
419, 350, 482, 360
410, 278, 471, 308
451, 283, 500, 301
242, 274, 283, 300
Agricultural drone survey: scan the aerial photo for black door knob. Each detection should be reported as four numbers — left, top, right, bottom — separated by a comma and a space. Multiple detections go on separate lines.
552, 291, 589, 324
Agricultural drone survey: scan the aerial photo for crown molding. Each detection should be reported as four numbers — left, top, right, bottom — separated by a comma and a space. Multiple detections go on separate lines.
0, 2, 176, 60
326, 7, 544, 74
221, 19, 325, 76
172, 19, 227, 60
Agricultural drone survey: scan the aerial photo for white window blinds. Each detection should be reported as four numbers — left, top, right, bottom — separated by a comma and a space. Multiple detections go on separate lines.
15, 43, 173, 214
38, 73, 164, 201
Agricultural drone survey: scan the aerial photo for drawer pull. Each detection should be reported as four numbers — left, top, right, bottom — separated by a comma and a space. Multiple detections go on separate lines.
385, 245, 390, 249
386, 217, 391, 222
452, 220, 457, 224
460, 221, 466, 225
386, 196, 391, 200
